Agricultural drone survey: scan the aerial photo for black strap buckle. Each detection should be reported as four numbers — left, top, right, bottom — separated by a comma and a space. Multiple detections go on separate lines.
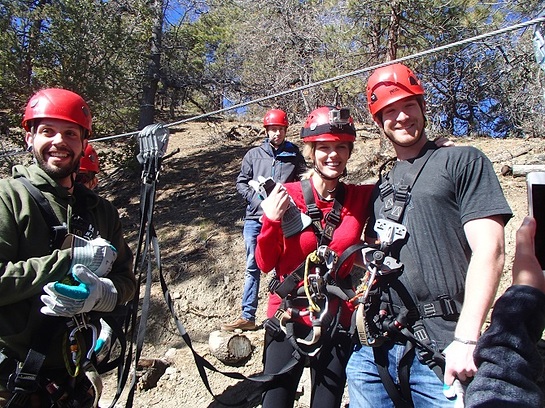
268, 276, 281, 293
412, 324, 430, 344
306, 204, 322, 222
274, 268, 303, 298
6, 350, 45, 394
419, 296, 459, 319
438, 296, 458, 318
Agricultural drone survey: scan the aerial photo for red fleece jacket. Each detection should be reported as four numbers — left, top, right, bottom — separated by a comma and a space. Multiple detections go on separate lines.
256, 179, 373, 328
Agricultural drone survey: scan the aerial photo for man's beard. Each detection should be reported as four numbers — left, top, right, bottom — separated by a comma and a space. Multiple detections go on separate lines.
34, 152, 78, 180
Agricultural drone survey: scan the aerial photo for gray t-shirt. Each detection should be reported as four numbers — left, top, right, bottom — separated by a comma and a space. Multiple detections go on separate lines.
365, 142, 513, 349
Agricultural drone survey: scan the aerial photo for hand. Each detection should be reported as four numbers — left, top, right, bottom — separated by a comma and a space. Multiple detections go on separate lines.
434, 136, 454, 148
443, 339, 477, 385
40, 265, 118, 317
40, 279, 89, 317
65, 235, 117, 277
71, 264, 118, 313
511, 217, 545, 293
260, 183, 290, 221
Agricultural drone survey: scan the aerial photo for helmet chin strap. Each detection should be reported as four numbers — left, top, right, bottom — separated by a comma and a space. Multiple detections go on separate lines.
313, 165, 347, 181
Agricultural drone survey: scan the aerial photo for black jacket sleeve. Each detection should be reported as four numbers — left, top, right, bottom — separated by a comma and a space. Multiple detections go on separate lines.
465, 285, 545, 407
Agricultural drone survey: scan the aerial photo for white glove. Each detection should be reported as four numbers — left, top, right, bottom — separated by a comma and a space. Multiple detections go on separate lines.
40, 277, 89, 317
40, 264, 118, 317
65, 235, 117, 277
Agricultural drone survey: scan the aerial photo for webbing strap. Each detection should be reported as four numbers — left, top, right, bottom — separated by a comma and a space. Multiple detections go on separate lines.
373, 347, 412, 408
6, 350, 45, 399
300, 179, 345, 247
124, 125, 266, 407
16, 177, 67, 250
379, 142, 437, 223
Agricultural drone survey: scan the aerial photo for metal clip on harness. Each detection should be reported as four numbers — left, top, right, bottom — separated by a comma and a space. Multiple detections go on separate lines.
136, 124, 170, 184
298, 246, 338, 348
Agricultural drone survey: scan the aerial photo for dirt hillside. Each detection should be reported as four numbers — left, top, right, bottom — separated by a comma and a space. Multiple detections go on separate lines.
89, 120, 543, 408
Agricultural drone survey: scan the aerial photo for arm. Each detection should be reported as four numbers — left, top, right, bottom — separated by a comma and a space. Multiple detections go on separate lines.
0, 192, 72, 304
236, 152, 260, 210
255, 184, 290, 273
443, 215, 506, 385
103, 203, 135, 304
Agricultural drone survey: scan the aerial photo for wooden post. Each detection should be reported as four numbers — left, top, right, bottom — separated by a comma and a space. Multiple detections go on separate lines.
209, 330, 253, 365
512, 165, 545, 177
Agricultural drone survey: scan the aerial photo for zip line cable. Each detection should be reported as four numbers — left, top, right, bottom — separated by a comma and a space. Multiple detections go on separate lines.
2, 15, 544, 154
90, 15, 545, 143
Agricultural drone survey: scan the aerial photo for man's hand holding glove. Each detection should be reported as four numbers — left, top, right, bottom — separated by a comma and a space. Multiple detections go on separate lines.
65, 234, 117, 277
41, 264, 118, 317
41, 235, 118, 317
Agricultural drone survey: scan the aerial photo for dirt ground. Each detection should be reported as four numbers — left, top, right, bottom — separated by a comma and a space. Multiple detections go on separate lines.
68, 120, 543, 408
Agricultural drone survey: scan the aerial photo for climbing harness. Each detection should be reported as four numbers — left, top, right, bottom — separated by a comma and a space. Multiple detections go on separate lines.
262, 178, 357, 374
352, 142, 460, 407
123, 124, 262, 407
4, 180, 109, 408
5, 314, 103, 408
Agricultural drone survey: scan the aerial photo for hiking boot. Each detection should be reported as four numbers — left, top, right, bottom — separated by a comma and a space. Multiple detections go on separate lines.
221, 317, 257, 331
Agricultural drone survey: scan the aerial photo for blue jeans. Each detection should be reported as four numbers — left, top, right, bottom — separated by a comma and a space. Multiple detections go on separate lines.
346, 343, 456, 408
241, 219, 262, 321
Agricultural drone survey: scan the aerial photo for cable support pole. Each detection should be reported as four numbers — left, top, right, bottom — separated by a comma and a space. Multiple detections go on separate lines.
17, 16, 545, 148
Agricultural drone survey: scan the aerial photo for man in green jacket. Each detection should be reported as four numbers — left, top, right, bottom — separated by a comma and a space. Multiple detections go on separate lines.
0, 88, 136, 407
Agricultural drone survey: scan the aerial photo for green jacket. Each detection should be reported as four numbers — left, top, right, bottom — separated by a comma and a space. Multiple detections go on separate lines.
0, 164, 135, 372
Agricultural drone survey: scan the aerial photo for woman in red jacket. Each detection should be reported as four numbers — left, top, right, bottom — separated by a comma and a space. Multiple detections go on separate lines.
256, 106, 373, 408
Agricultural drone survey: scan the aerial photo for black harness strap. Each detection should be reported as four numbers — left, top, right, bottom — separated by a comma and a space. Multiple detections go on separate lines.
378, 142, 437, 224
5, 180, 70, 407
301, 179, 345, 247
372, 347, 412, 408
372, 143, 447, 406
16, 177, 67, 251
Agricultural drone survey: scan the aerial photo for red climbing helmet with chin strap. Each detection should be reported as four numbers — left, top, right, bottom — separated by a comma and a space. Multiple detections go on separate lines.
79, 144, 100, 173
263, 109, 289, 128
366, 63, 425, 118
22, 88, 92, 138
300, 106, 356, 142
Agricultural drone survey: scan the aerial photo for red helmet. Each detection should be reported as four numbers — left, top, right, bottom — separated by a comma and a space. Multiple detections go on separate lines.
79, 144, 100, 173
263, 109, 289, 128
300, 106, 356, 142
22, 88, 92, 137
366, 63, 425, 117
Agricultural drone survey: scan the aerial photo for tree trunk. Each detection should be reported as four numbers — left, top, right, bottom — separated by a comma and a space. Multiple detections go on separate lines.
138, 0, 164, 130
512, 165, 545, 178
386, 1, 400, 61
208, 330, 252, 365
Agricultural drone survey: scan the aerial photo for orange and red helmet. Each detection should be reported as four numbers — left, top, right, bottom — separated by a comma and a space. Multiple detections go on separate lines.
263, 109, 289, 128
300, 106, 356, 142
366, 63, 425, 117
22, 88, 92, 137
79, 144, 100, 173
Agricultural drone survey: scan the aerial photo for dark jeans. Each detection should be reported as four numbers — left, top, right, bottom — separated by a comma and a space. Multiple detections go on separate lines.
261, 324, 352, 408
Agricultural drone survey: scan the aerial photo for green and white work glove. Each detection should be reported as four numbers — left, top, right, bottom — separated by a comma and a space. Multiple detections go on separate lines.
40, 264, 118, 317
64, 235, 117, 277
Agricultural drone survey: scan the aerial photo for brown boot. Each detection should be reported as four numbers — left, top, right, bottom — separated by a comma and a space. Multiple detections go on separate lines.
221, 317, 257, 331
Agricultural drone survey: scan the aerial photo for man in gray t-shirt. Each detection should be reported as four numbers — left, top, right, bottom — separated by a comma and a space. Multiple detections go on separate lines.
346, 63, 512, 408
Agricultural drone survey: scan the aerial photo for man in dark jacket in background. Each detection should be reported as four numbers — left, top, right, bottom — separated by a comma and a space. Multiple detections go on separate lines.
221, 109, 306, 331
